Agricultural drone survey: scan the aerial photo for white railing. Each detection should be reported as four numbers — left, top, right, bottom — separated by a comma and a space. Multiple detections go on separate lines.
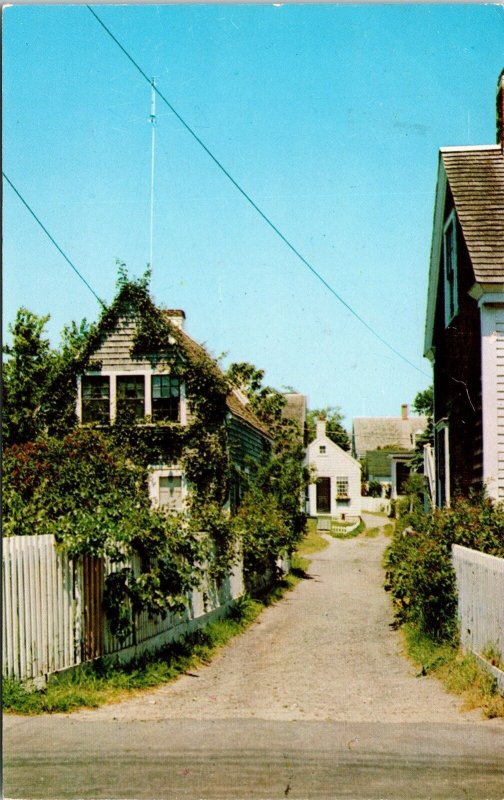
2, 535, 244, 683
452, 544, 504, 663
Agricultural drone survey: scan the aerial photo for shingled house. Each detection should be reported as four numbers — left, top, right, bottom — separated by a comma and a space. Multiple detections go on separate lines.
424, 73, 504, 506
77, 286, 272, 511
352, 405, 427, 496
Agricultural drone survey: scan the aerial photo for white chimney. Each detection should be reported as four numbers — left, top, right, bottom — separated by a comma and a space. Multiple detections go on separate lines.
316, 417, 326, 439
165, 309, 186, 329
401, 404, 408, 420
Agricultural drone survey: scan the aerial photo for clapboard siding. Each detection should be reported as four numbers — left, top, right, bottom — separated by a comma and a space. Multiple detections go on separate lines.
91, 318, 176, 371
306, 429, 361, 518
227, 417, 268, 467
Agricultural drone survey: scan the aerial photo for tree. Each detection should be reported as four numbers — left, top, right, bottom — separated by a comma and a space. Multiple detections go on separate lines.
226, 361, 309, 547
410, 386, 434, 473
306, 407, 350, 451
2, 308, 95, 446
226, 361, 265, 396
413, 386, 433, 418
2, 308, 55, 446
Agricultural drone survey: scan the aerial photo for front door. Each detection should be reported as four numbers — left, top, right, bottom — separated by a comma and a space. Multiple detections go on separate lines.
316, 477, 331, 513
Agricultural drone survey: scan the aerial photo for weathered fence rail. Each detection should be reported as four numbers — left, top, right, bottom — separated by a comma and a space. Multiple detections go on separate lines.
452, 544, 504, 664
2, 535, 244, 683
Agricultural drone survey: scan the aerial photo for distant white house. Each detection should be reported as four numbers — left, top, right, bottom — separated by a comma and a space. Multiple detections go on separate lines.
305, 419, 362, 519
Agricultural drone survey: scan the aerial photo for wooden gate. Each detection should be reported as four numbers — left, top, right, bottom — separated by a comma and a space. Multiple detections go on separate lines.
82, 555, 105, 660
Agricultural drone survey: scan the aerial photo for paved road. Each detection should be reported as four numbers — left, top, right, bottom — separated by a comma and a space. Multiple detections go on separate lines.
4, 522, 504, 798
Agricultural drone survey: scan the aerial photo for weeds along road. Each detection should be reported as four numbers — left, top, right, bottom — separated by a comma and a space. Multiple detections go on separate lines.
4, 518, 504, 799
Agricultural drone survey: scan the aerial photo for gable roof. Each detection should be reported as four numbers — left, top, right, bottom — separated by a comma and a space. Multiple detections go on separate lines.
425, 145, 504, 357
83, 291, 271, 441
160, 314, 272, 440
281, 393, 307, 430
352, 416, 427, 458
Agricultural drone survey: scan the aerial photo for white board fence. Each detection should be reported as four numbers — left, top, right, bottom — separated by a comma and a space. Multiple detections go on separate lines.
3, 534, 244, 683
452, 544, 504, 664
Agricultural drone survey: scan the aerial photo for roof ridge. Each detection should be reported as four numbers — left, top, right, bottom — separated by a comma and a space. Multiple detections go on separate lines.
440, 144, 501, 153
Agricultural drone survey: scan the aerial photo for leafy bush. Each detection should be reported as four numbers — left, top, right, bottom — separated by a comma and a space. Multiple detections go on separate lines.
367, 480, 383, 498
384, 495, 504, 641
232, 489, 291, 589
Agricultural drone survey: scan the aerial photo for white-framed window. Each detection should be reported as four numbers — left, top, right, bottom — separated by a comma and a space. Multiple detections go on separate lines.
435, 423, 450, 508
159, 474, 183, 509
81, 375, 110, 423
336, 477, 349, 499
116, 375, 146, 420
149, 467, 185, 511
151, 375, 180, 422
443, 211, 458, 326
319, 445, 326, 454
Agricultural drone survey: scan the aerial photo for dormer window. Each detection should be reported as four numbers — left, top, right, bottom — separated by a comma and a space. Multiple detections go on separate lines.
117, 375, 145, 420
443, 211, 458, 326
151, 375, 180, 422
81, 376, 110, 423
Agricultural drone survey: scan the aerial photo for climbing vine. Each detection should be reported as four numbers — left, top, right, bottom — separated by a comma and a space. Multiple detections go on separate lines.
3, 267, 308, 639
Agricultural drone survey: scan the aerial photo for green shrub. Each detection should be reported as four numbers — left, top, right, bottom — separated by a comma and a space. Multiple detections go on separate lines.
384, 495, 504, 641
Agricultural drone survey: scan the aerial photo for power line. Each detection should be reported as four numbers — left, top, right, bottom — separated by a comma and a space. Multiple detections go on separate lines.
3, 172, 106, 308
87, 5, 429, 379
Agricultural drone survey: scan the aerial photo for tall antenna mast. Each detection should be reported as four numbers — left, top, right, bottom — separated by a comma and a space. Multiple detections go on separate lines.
149, 77, 156, 270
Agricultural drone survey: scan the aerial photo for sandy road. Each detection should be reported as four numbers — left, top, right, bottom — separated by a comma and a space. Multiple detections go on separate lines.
72, 516, 490, 725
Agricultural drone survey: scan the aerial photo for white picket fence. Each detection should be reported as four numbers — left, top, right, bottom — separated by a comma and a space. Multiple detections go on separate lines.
452, 545, 504, 664
2, 534, 244, 683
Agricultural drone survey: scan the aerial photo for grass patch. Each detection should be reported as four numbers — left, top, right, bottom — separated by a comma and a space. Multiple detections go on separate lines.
297, 518, 330, 556
365, 522, 395, 538
403, 623, 504, 719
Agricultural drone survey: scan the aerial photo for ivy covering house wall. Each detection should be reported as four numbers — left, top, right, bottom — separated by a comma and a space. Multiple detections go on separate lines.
2, 268, 308, 640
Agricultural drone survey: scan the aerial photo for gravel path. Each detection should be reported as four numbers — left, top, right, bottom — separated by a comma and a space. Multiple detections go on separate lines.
75, 516, 489, 724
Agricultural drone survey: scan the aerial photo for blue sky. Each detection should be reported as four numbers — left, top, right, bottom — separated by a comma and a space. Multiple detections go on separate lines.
3, 4, 504, 425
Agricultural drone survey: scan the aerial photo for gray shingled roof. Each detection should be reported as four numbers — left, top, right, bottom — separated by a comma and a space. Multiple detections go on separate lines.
366, 450, 393, 478
441, 146, 504, 284
352, 416, 427, 459
281, 394, 307, 429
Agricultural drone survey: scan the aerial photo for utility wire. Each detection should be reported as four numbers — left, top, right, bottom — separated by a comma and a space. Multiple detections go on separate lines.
3, 172, 106, 308
87, 5, 429, 379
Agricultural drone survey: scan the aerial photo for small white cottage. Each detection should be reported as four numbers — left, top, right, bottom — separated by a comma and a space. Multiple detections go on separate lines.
306, 419, 362, 520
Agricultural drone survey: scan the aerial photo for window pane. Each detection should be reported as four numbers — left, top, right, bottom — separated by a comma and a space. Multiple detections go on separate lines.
151, 375, 180, 422
159, 475, 183, 509
82, 377, 110, 423
117, 376, 145, 419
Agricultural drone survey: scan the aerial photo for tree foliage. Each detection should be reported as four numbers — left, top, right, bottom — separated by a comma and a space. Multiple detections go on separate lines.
410, 385, 434, 473
384, 494, 504, 641
306, 407, 350, 451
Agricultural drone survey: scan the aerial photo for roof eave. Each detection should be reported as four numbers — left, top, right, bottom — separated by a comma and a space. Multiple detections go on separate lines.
424, 157, 447, 358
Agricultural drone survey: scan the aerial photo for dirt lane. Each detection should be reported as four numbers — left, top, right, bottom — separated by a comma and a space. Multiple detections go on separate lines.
72, 519, 491, 724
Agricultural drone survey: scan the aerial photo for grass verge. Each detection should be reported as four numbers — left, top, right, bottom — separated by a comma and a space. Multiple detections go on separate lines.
2, 598, 262, 715
297, 517, 330, 556
4, 533, 316, 716
365, 522, 395, 538
403, 623, 504, 719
